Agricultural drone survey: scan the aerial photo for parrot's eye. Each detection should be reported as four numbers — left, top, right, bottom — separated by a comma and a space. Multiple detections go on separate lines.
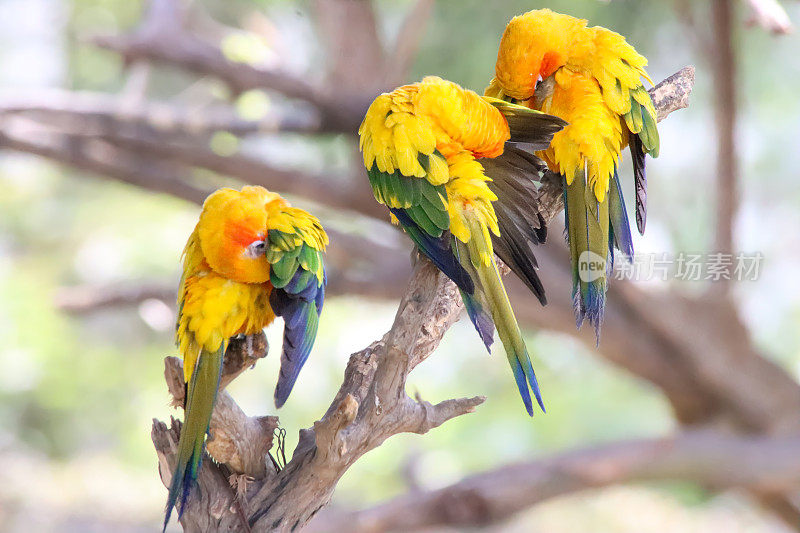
244, 239, 266, 259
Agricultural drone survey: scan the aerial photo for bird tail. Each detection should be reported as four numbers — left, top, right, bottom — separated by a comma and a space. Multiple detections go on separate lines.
564, 170, 610, 341
163, 344, 224, 532
458, 215, 545, 416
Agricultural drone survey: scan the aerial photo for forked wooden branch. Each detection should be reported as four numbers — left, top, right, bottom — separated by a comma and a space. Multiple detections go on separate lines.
151, 67, 697, 532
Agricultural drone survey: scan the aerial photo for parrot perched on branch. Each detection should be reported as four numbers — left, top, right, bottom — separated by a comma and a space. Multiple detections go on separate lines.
358, 76, 566, 415
163, 186, 327, 530
487, 9, 660, 337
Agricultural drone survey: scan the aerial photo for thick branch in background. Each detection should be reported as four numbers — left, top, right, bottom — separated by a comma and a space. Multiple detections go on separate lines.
308, 431, 800, 533
710, 0, 740, 290
89, 0, 322, 106
0, 89, 320, 136
0, 125, 212, 205
383, 0, 435, 87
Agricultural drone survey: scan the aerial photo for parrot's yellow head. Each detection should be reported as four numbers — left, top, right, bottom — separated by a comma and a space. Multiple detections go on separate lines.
196, 185, 285, 284
494, 9, 588, 101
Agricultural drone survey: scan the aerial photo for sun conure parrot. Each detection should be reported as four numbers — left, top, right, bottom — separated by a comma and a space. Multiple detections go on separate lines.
358, 76, 566, 415
163, 185, 327, 530
486, 9, 660, 337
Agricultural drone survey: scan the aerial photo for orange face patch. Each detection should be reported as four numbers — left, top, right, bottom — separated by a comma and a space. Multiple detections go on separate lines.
540, 51, 565, 79
224, 217, 264, 250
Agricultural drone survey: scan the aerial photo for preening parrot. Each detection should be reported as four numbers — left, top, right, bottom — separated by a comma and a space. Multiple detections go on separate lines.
163, 185, 327, 530
358, 76, 566, 415
486, 9, 660, 337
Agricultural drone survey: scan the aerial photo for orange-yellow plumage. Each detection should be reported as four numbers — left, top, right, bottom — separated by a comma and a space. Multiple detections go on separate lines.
359, 76, 506, 245
489, 8, 660, 337
490, 8, 657, 201
177, 186, 285, 381
359, 76, 567, 416
165, 185, 327, 528
538, 69, 623, 201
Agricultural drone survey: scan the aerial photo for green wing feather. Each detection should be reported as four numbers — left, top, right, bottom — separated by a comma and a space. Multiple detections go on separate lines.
266, 226, 326, 407
623, 85, 660, 233
367, 156, 498, 354
623, 86, 659, 156
367, 161, 449, 238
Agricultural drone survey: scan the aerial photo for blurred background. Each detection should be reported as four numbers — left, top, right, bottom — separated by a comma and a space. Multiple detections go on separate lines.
0, 0, 799, 531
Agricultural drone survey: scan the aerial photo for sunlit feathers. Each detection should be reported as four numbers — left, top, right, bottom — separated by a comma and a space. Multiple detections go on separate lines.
359, 76, 567, 415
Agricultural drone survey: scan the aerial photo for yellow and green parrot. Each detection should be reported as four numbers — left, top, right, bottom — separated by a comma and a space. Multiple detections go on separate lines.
163, 185, 328, 529
359, 76, 566, 415
487, 9, 660, 336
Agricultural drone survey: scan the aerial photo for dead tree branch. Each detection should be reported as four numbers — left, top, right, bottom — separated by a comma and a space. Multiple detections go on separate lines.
164, 351, 278, 480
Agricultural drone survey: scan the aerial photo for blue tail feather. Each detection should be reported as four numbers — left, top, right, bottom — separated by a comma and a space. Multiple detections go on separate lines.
520, 351, 546, 413
511, 358, 534, 416
609, 168, 634, 260
162, 449, 201, 531
461, 290, 494, 351
582, 279, 606, 344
